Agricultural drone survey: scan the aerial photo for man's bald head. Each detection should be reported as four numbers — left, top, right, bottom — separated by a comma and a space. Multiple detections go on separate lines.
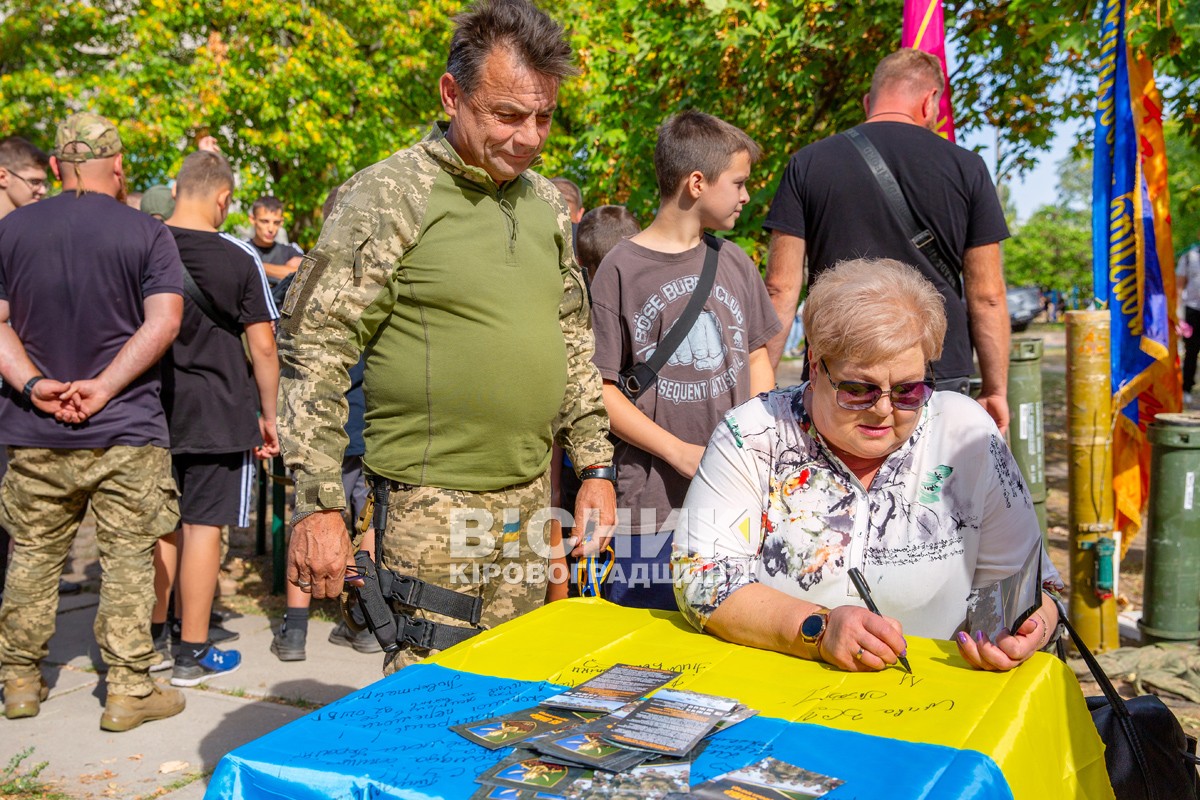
868, 49, 944, 109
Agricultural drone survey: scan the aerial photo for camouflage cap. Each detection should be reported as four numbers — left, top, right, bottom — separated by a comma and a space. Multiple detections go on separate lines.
140, 185, 175, 219
55, 112, 122, 162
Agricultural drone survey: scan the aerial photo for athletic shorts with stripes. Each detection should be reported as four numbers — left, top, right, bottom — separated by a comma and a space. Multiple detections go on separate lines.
172, 451, 256, 527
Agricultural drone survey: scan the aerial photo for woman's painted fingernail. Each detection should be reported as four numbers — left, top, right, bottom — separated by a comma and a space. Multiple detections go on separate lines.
900, 648, 908, 658
957, 632, 969, 645
975, 630, 985, 643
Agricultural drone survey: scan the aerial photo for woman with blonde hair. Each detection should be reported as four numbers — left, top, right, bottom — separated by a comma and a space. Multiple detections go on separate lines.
674, 258, 1059, 672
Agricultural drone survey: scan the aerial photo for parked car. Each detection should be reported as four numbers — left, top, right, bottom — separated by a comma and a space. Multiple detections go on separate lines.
1007, 285, 1042, 331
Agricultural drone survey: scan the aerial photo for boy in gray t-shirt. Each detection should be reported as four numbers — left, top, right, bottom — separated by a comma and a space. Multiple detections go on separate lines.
589, 111, 781, 610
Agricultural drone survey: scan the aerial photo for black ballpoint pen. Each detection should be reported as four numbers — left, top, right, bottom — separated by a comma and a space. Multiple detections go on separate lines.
847, 567, 912, 673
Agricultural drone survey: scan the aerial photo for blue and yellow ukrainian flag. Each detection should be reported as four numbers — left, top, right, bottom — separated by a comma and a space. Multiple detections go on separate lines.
1092, 0, 1181, 553
207, 600, 1111, 799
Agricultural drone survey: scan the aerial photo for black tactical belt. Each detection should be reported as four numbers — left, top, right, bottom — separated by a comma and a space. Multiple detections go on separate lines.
389, 573, 483, 625
393, 613, 481, 651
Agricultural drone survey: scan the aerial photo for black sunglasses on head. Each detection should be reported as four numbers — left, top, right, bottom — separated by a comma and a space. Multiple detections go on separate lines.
819, 358, 935, 411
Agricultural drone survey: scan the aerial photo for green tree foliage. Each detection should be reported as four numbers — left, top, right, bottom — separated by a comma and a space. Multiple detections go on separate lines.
564, 0, 1096, 255
0, 0, 463, 246
1051, 125, 1200, 257
0, 0, 1194, 251
1167, 125, 1200, 254
1005, 206, 1091, 293
564, 0, 903, 250
947, 0, 1092, 183
1056, 149, 1091, 210
1124, 0, 1200, 146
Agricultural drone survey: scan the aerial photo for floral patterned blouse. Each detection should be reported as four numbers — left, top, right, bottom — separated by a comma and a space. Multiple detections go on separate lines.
673, 384, 1059, 640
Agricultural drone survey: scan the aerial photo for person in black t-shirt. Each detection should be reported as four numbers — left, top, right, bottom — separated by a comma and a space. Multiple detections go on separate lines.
0, 112, 186, 730
151, 150, 280, 688
763, 48, 1012, 434
0, 135, 84, 598
247, 195, 303, 289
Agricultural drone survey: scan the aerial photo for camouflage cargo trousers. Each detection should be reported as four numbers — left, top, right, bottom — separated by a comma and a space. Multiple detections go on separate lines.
379, 471, 550, 674
0, 446, 179, 697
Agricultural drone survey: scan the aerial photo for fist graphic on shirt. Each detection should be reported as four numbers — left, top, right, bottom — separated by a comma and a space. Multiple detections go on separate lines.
664, 310, 726, 371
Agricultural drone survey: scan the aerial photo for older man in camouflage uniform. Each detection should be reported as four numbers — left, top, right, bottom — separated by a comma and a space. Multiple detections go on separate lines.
0, 113, 186, 729
279, 0, 616, 671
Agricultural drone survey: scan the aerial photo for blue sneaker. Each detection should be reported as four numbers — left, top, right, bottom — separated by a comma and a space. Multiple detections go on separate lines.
170, 646, 241, 687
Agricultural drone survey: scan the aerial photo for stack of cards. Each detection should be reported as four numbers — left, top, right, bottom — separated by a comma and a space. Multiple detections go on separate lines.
454, 664, 780, 799
683, 757, 845, 799
538, 664, 680, 713
451, 707, 603, 751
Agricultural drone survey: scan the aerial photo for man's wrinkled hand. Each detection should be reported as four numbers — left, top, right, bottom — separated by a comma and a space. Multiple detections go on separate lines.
287, 510, 352, 599
569, 478, 616, 557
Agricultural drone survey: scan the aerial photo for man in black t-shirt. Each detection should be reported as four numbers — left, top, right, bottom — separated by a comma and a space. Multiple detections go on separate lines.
247, 195, 303, 289
0, 113, 186, 730
151, 150, 280, 689
763, 49, 1012, 433
0, 135, 83, 598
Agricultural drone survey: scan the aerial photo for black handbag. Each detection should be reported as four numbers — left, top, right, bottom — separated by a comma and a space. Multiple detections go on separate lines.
616, 234, 722, 401
1063, 615, 1200, 800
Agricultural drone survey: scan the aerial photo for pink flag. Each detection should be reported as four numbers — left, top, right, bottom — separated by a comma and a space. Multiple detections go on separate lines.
902, 0, 956, 142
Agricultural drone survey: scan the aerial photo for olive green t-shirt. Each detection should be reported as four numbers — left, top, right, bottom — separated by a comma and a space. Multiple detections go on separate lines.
356, 168, 569, 491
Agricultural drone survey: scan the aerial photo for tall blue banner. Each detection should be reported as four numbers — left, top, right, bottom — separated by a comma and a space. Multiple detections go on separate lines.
1091, 0, 1179, 547
1093, 0, 1148, 423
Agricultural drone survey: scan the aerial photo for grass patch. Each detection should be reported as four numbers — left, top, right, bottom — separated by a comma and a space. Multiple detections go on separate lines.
263, 693, 323, 711
205, 684, 325, 711
135, 768, 210, 800
0, 748, 71, 800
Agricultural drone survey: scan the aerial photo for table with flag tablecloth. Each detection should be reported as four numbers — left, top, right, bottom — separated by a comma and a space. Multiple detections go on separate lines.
206, 598, 1113, 800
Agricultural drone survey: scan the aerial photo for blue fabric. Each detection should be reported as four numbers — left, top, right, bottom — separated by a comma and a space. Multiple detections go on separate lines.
606, 531, 677, 611
1091, 0, 1167, 422
207, 663, 1012, 800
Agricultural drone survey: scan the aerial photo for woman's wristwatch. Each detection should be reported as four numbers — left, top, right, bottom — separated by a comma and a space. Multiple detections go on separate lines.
800, 607, 831, 660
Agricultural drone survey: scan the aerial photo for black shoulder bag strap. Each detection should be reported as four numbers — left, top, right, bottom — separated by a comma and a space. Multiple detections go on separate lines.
180, 267, 242, 337
843, 127, 963, 298
1060, 614, 1158, 797
617, 234, 722, 401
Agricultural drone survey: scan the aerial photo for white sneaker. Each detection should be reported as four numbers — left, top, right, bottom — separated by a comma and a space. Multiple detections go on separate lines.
1185, 391, 1194, 407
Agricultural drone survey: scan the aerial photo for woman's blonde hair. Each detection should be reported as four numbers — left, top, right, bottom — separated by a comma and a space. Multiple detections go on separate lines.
803, 258, 947, 367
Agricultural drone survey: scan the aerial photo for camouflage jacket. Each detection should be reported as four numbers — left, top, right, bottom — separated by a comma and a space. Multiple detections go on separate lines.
278, 124, 613, 516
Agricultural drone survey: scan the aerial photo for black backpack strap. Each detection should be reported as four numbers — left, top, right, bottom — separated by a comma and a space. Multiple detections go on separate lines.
181, 267, 242, 337
843, 127, 963, 298
617, 234, 722, 400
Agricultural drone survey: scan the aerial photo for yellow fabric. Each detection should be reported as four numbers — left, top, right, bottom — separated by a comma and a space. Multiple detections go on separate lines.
431, 598, 1114, 800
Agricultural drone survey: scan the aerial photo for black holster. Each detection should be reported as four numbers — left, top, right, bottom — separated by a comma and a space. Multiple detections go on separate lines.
351, 539, 485, 654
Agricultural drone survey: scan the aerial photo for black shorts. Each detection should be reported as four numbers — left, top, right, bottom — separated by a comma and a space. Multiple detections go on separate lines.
172, 451, 255, 527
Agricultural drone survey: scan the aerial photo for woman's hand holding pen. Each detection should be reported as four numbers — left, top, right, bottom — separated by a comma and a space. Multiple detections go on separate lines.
817, 606, 908, 673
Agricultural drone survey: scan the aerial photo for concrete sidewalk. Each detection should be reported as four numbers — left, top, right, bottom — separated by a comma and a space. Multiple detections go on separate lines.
0, 589, 385, 799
